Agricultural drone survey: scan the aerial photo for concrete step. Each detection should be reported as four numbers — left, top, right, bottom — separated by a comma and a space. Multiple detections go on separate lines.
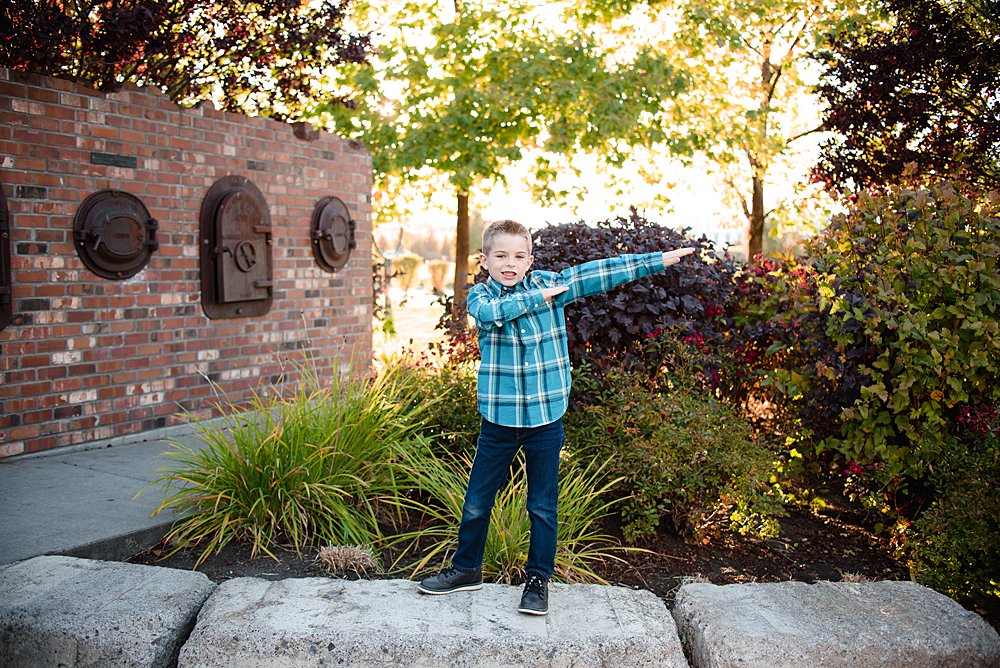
672, 580, 1000, 668
0, 555, 216, 668
178, 577, 689, 668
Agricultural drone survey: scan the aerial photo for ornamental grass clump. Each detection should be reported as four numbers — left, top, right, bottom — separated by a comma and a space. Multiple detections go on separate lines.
388, 441, 630, 584
149, 359, 428, 566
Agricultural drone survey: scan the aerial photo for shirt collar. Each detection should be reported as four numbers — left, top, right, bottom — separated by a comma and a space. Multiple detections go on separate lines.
486, 275, 530, 295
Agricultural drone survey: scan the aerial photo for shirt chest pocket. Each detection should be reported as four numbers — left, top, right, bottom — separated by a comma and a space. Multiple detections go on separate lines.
514, 308, 552, 349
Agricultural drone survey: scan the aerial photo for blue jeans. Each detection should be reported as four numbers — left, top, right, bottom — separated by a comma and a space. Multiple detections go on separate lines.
451, 417, 564, 579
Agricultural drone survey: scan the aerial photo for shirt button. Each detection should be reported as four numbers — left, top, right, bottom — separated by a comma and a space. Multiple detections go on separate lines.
520, 329, 526, 333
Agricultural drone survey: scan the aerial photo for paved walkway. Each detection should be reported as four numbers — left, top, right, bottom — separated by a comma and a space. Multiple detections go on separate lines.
0, 424, 205, 565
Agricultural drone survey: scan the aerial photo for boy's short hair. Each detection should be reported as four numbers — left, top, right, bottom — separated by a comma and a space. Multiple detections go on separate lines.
482, 219, 532, 255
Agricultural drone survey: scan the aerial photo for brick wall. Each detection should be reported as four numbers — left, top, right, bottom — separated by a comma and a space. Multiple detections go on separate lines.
0, 69, 373, 457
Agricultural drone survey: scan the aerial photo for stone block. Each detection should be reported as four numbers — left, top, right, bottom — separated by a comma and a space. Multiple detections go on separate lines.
179, 577, 688, 667
672, 580, 1000, 668
0, 555, 216, 668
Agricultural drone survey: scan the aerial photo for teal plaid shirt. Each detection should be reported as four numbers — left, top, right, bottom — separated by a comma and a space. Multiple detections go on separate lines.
467, 252, 667, 428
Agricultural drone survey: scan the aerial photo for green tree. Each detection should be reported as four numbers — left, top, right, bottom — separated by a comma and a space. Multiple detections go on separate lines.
319, 0, 686, 313
664, 0, 872, 258
586, 0, 873, 257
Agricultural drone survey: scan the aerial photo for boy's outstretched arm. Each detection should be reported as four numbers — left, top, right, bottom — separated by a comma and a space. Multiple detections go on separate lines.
551, 247, 697, 305
467, 248, 696, 327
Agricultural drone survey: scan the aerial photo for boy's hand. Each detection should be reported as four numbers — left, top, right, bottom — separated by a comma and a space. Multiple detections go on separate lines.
663, 247, 697, 267
540, 285, 569, 302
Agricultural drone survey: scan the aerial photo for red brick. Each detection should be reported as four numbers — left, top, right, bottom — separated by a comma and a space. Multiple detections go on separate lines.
26, 436, 57, 453
8, 424, 41, 440
19, 355, 50, 368
37, 366, 68, 380
22, 408, 54, 424
75, 413, 101, 426
52, 378, 81, 393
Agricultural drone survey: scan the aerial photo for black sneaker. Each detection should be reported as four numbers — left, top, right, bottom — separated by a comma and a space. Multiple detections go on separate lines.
417, 566, 483, 595
517, 571, 548, 615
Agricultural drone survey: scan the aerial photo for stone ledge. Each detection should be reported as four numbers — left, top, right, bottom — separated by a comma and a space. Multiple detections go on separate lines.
0, 555, 216, 668
672, 580, 1000, 668
178, 577, 689, 668
6, 557, 998, 668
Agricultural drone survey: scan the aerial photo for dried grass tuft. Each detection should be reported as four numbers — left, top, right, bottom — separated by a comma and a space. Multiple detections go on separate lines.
316, 545, 379, 577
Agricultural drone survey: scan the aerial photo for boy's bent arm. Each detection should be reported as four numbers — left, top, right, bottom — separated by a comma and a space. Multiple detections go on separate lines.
467, 282, 550, 330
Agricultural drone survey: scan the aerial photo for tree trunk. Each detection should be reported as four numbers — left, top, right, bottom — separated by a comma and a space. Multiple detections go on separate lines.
452, 191, 470, 317
746, 43, 776, 261
748, 172, 764, 259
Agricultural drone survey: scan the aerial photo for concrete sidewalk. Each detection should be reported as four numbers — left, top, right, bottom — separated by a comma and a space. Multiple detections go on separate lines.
0, 425, 205, 566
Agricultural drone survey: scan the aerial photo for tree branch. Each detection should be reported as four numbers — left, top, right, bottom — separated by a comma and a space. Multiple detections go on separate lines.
786, 124, 826, 146
723, 174, 751, 221
776, 5, 821, 69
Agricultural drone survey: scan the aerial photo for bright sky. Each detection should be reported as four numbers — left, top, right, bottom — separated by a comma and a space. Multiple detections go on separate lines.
480, 153, 737, 237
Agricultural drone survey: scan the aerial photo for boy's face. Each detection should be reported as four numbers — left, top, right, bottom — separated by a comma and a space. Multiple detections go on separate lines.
481, 233, 533, 287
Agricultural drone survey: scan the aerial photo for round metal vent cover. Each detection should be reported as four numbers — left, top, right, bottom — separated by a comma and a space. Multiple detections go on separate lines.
73, 190, 158, 280
311, 196, 356, 272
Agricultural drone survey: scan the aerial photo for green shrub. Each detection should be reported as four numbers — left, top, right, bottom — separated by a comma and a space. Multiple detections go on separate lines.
403, 355, 480, 456
803, 179, 1000, 478
908, 405, 1000, 601
389, 442, 630, 584
720, 256, 855, 448
819, 182, 999, 475
724, 177, 1000, 601
392, 252, 422, 293
731, 180, 1000, 475
148, 360, 428, 566
565, 340, 782, 543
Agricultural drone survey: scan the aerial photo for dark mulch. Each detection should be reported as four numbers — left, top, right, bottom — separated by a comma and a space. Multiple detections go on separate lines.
127, 503, 997, 631
599, 505, 907, 593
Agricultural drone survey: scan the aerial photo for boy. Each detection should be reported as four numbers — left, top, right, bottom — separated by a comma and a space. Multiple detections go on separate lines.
418, 219, 695, 615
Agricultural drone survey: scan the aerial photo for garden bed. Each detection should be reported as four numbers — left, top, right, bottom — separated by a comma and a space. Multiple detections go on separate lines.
130, 503, 911, 607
